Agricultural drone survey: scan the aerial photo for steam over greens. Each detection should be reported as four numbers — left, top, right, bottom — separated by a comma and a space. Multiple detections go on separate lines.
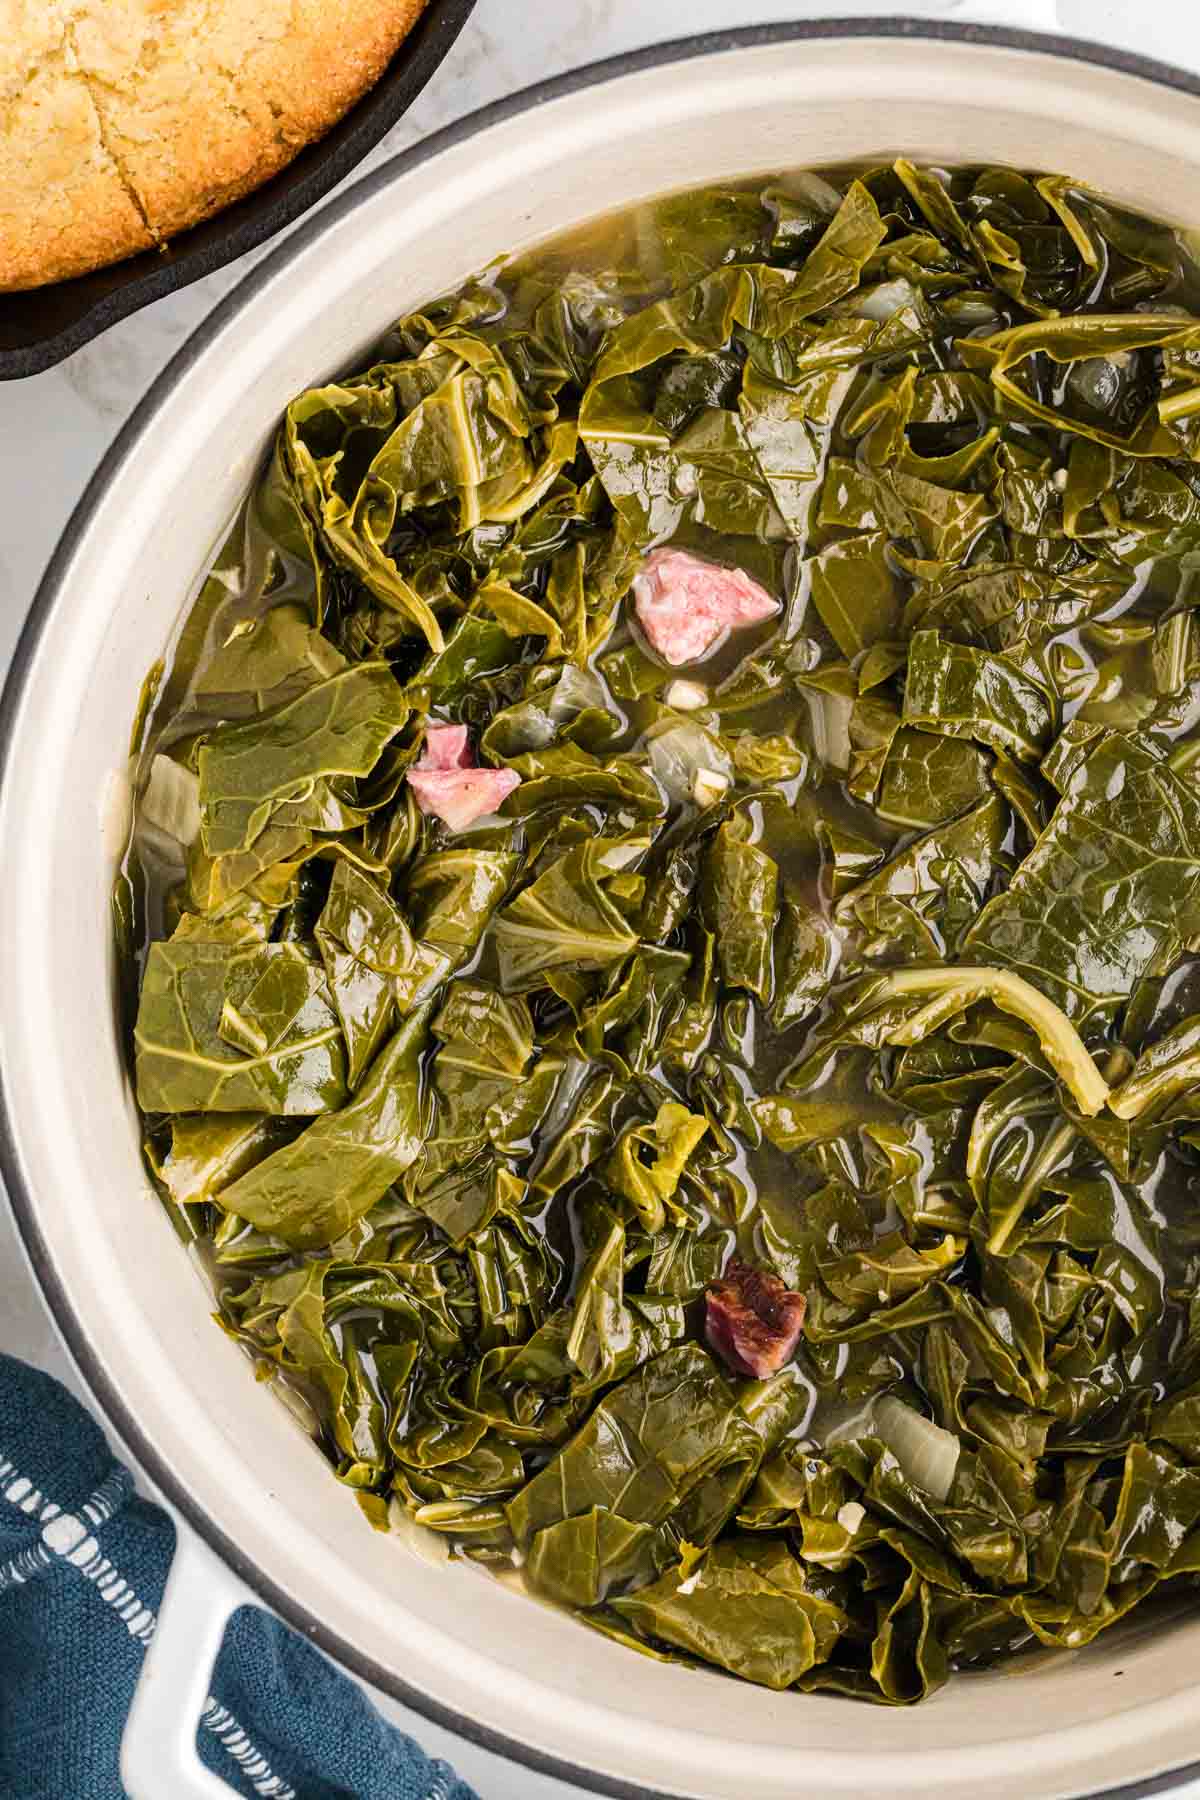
123, 160, 1200, 1704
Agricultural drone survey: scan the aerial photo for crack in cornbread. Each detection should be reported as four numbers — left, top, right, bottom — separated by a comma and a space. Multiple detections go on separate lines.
1, 0, 428, 290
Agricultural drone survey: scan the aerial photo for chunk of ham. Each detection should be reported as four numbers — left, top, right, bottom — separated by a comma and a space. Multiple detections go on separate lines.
705, 1260, 806, 1379
418, 723, 473, 770
407, 723, 520, 830
632, 548, 779, 666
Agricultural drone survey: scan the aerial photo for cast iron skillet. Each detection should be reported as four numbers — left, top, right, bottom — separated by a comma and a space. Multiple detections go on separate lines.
0, 0, 476, 382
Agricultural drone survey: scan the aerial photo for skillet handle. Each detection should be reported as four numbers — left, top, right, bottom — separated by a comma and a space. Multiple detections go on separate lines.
934, 0, 1060, 29
120, 1526, 246, 1799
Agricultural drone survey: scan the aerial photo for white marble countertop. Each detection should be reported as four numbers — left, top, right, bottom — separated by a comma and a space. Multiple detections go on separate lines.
3, 1, 1200, 1794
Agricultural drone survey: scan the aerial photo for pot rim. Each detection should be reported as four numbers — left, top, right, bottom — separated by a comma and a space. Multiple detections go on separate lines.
7, 19, 1200, 1798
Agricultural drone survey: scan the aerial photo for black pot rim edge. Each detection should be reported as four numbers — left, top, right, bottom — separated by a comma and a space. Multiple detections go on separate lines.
5, 19, 1200, 1800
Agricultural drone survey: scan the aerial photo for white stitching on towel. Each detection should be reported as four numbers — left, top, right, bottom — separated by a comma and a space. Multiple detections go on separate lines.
0, 1452, 296, 1798
200, 1699, 297, 1797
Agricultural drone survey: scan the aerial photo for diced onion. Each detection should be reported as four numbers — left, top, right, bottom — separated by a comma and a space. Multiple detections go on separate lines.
843, 278, 919, 322
548, 664, 605, 725
692, 767, 731, 808
809, 691, 853, 774
818, 1399, 877, 1447
498, 667, 605, 753
837, 1501, 866, 1534
494, 701, 556, 753
648, 722, 733, 805
262, 1365, 322, 1437
874, 1395, 960, 1502
103, 766, 134, 861
387, 1499, 451, 1567
597, 834, 651, 871
1066, 353, 1136, 414
785, 171, 844, 215
664, 679, 709, 712
139, 753, 201, 848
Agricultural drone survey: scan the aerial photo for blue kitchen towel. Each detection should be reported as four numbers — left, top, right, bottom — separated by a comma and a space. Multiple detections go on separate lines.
0, 1353, 480, 1800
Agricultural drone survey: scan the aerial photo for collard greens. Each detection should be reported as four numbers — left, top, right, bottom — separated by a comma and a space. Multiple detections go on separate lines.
123, 158, 1200, 1703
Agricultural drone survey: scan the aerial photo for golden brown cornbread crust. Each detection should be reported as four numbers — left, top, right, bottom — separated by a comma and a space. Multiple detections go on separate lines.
0, 0, 428, 291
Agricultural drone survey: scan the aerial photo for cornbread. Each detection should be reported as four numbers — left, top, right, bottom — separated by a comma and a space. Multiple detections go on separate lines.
0, 0, 428, 290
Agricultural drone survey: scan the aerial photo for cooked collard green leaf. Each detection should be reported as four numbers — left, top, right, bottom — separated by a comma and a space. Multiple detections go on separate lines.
125, 157, 1200, 1708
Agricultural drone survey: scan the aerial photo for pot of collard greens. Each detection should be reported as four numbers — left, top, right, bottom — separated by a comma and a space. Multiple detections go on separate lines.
11, 21, 1200, 1800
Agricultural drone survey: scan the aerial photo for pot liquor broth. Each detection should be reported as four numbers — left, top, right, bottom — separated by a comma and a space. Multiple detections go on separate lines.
119, 162, 1200, 1699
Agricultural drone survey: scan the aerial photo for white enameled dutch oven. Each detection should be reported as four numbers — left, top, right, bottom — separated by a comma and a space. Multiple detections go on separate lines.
10, 16, 1200, 1799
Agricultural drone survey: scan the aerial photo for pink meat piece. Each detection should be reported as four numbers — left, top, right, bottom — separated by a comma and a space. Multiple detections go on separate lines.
705, 1260, 806, 1379
417, 723, 472, 770
408, 720, 522, 828
632, 547, 779, 666
407, 766, 522, 832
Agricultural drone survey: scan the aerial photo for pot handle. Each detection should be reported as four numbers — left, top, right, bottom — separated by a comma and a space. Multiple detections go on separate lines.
120, 1526, 247, 1799
934, 0, 1061, 30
